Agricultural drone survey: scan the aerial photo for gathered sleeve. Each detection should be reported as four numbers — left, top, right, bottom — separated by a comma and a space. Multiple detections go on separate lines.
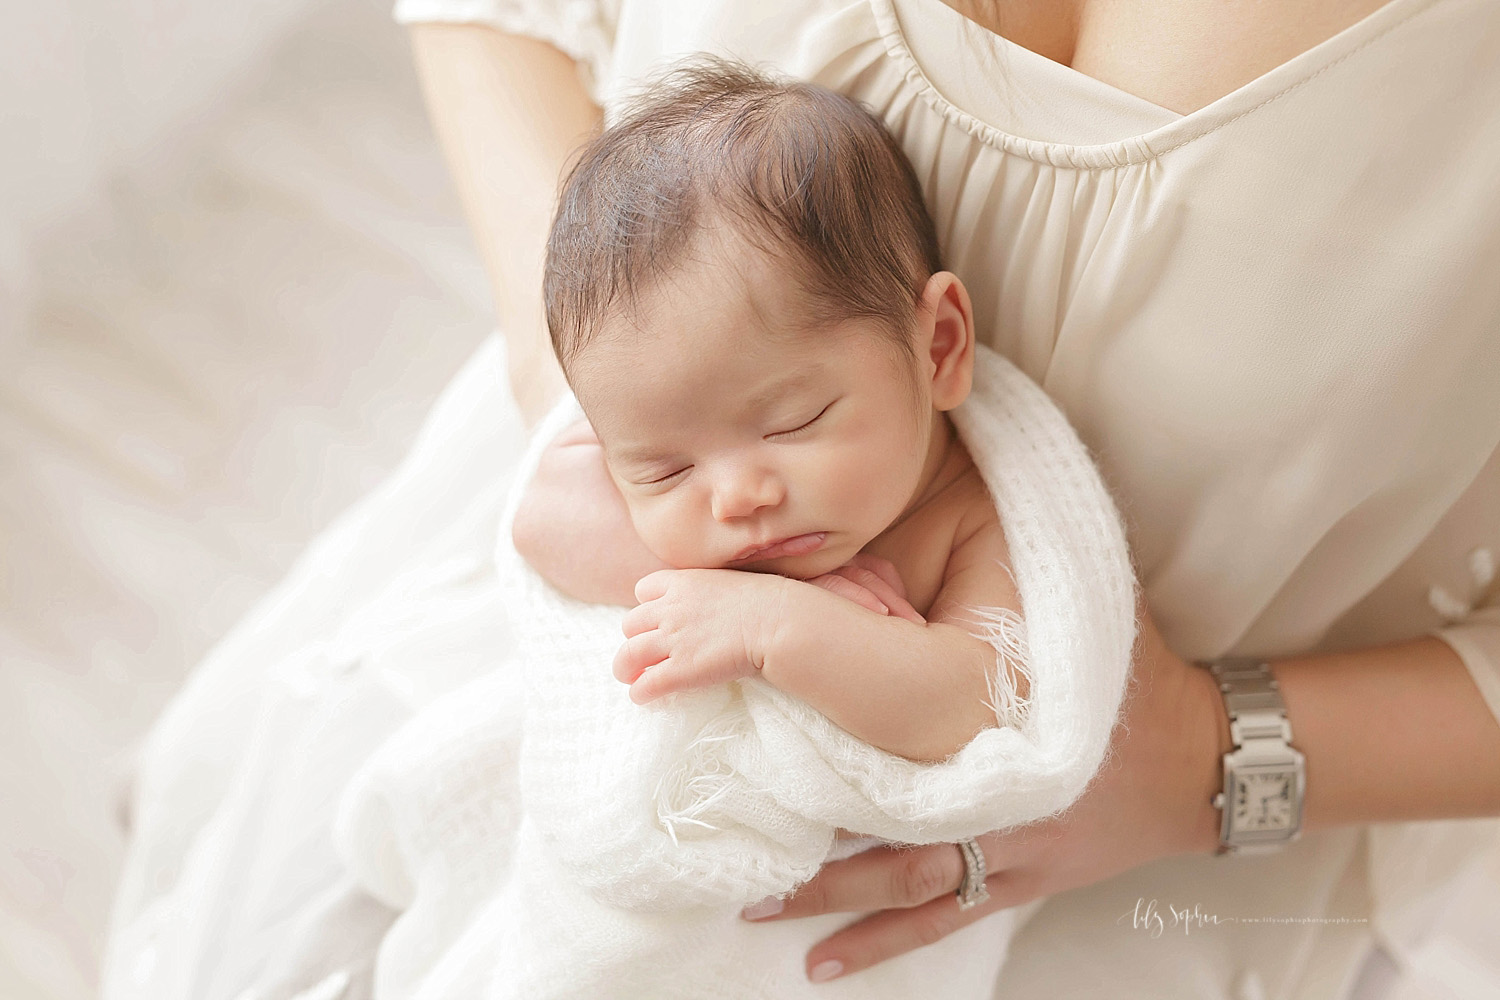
392, 0, 618, 100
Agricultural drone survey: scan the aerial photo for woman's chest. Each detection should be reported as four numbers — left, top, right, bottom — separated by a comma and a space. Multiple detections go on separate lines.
940, 0, 1392, 113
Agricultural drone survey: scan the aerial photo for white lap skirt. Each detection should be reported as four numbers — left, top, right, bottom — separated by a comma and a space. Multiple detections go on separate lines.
101, 335, 526, 1000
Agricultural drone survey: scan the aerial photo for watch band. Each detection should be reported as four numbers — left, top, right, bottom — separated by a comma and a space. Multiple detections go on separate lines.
1205, 658, 1305, 855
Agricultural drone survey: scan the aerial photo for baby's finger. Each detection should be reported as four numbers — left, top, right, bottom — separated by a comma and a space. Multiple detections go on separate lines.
809, 573, 887, 615
876, 590, 924, 625
634, 570, 674, 605
621, 601, 661, 639
845, 553, 908, 600
838, 560, 923, 623
627, 657, 682, 704
825, 567, 923, 623
833, 567, 921, 624
613, 629, 670, 683
830, 566, 903, 610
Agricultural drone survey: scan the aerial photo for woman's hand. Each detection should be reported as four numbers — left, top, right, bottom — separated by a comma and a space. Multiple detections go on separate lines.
742, 597, 1229, 982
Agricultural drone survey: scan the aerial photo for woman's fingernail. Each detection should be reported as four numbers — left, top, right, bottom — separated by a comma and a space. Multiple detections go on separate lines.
741, 897, 783, 920
809, 960, 844, 983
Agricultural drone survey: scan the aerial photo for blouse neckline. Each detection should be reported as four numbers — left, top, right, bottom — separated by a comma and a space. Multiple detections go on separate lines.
872, 0, 1434, 168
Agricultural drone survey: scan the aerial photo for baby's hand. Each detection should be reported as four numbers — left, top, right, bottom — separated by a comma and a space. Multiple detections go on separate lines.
806, 554, 925, 624
615, 569, 793, 703
614, 556, 924, 704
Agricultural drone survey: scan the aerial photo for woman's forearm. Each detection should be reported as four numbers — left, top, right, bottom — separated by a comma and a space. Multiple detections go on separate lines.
1186, 636, 1500, 850
408, 24, 602, 426
512, 422, 669, 606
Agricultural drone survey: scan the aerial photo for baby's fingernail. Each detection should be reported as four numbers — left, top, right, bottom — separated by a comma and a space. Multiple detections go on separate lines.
809, 960, 844, 983
741, 897, 782, 920
875, 602, 889, 614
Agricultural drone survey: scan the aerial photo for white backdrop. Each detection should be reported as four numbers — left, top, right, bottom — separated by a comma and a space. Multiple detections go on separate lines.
0, 0, 354, 349
0, 1, 491, 996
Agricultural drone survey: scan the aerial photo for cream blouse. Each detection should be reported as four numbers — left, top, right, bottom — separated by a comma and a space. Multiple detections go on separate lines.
395, 0, 1500, 996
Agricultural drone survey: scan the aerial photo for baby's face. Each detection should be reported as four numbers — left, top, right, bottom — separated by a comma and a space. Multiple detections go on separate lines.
567, 245, 943, 580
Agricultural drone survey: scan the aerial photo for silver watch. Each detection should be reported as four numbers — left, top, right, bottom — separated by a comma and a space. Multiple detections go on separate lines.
1203, 658, 1305, 855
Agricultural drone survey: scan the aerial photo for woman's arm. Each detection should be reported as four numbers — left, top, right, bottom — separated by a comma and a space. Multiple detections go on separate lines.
512, 417, 670, 606
748, 612, 1500, 982
408, 24, 601, 426
1271, 637, 1500, 834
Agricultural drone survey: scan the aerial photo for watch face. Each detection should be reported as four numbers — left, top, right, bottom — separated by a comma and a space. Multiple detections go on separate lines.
1233, 770, 1296, 833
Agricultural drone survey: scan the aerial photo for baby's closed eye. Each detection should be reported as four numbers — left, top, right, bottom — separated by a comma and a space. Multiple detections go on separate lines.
765, 400, 835, 440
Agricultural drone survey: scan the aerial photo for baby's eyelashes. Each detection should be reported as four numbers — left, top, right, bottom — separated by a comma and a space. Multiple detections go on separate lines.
641, 466, 692, 486
765, 401, 835, 440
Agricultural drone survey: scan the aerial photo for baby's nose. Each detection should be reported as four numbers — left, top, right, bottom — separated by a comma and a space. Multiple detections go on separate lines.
710, 466, 785, 522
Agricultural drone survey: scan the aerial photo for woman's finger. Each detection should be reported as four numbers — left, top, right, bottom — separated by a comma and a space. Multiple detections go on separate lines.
752, 843, 964, 918
801, 868, 1039, 982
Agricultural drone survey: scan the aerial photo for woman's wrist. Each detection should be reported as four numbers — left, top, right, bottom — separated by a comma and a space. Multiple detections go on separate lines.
1181, 658, 1234, 854
1184, 638, 1500, 848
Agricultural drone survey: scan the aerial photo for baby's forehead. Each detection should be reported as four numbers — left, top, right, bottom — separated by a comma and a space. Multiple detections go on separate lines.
587, 250, 829, 350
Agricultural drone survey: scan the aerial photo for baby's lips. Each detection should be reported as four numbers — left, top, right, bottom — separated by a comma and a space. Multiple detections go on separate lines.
730, 531, 828, 564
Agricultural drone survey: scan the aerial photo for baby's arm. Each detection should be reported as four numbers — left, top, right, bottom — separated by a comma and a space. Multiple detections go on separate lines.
617, 505, 1024, 762
512, 417, 670, 606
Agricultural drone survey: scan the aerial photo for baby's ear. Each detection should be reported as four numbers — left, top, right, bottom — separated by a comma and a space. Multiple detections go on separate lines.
920, 272, 975, 411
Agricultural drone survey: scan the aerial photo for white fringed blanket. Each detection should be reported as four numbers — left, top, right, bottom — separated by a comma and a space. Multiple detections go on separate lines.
334, 343, 1136, 999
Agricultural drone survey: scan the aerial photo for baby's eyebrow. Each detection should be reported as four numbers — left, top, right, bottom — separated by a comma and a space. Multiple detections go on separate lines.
609, 443, 674, 467
744, 367, 825, 412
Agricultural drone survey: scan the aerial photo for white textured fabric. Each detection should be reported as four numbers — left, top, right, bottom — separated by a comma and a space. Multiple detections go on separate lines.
331, 343, 1132, 997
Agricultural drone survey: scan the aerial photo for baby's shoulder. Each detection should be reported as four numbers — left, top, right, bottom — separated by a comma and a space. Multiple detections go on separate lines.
926, 468, 1020, 622
945, 466, 1002, 551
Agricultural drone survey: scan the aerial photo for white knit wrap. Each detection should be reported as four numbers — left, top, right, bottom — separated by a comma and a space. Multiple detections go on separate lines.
335, 343, 1136, 997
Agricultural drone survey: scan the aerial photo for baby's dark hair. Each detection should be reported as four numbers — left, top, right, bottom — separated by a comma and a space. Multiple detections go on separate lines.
543, 58, 943, 370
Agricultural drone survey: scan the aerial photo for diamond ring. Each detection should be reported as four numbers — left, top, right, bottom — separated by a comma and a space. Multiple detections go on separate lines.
955, 838, 990, 910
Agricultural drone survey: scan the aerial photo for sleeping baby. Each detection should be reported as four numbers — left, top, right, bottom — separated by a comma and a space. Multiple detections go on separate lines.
403, 57, 1139, 998
513, 59, 1029, 765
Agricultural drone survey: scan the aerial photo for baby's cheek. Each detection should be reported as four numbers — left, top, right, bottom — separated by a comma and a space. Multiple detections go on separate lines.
630, 499, 704, 569
819, 446, 903, 524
